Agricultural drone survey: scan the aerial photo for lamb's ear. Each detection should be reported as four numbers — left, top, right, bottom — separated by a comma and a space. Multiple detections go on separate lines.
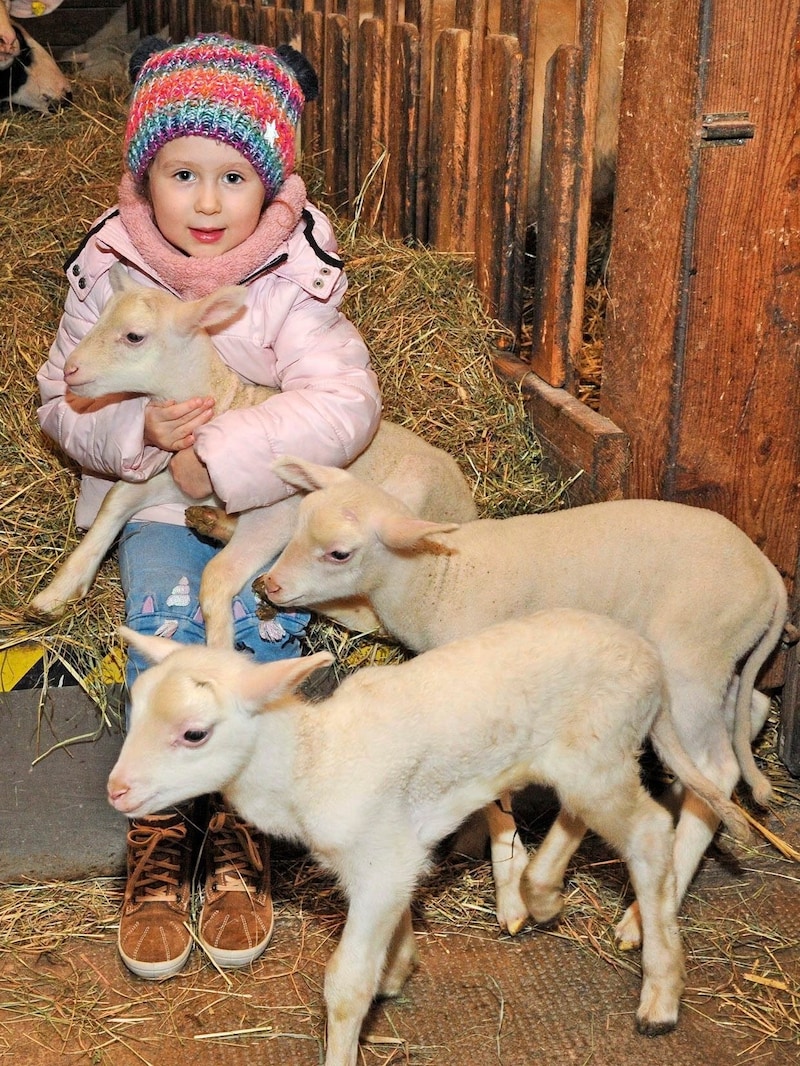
109, 262, 137, 294
375, 516, 459, 550
239, 651, 335, 711
180, 286, 248, 334
118, 625, 182, 665
272, 456, 352, 494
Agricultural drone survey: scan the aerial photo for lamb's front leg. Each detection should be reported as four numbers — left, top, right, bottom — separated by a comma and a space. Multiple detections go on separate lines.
324, 884, 415, 1066
29, 472, 182, 619
198, 499, 300, 647
485, 793, 532, 934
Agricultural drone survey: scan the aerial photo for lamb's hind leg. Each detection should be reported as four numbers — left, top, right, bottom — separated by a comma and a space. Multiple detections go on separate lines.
29, 472, 184, 619
584, 786, 684, 1035
615, 678, 766, 950
520, 809, 587, 925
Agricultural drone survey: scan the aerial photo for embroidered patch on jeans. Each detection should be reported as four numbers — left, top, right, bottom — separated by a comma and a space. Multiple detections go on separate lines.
154, 620, 180, 639
166, 577, 191, 608
259, 617, 287, 642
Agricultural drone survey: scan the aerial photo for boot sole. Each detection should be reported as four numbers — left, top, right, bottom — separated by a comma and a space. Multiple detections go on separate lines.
118, 939, 192, 980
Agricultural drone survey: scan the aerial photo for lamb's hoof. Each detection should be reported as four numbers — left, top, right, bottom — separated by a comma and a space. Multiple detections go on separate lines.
185, 504, 227, 541
522, 885, 564, 930
25, 600, 64, 623
506, 914, 531, 936
614, 905, 642, 951
635, 1015, 678, 1038
616, 938, 641, 953
496, 886, 535, 936
530, 912, 561, 933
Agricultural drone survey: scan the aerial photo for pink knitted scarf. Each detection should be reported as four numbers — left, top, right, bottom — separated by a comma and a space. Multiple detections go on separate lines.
116, 171, 308, 299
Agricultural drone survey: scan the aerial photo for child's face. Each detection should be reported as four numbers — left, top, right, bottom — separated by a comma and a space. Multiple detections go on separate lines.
147, 137, 267, 258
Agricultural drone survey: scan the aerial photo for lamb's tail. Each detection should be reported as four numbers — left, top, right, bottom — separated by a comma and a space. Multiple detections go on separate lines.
732, 575, 788, 807
650, 705, 752, 845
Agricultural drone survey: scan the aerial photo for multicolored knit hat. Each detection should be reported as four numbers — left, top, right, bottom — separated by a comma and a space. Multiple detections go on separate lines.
124, 34, 318, 202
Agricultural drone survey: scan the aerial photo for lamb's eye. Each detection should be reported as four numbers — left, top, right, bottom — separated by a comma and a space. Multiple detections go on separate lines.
327, 549, 352, 563
125, 331, 145, 344
182, 729, 208, 745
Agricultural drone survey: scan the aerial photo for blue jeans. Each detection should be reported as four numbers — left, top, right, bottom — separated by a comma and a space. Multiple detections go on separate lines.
118, 520, 309, 703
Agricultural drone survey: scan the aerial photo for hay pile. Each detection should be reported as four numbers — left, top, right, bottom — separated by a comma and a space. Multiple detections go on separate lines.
0, 75, 564, 718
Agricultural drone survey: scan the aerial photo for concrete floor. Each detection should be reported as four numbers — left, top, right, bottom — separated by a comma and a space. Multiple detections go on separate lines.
0, 686, 798, 1065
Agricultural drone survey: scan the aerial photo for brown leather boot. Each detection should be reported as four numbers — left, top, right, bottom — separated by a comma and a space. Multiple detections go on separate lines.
118, 811, 195, 980
197, 797, 273, 968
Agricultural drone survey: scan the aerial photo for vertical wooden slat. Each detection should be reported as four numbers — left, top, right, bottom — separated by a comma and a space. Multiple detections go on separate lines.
409, 0, 434, 242
236, 0, 256, 40
355, 17, 388, 229
473, 32, 523, 324
255, 2, 277, 45
529, 45, 581, 387
503, 0, 537, 340
384, 24, 420, 238
300, 8, 325, 165
276, 2, 301, 45
323, 12, 351, 212
452, 0, 488, 252
528, 0, 601, 387
428, 29, 472, 250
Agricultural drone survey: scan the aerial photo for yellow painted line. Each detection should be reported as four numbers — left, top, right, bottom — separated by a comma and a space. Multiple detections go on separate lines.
0, 643, 43, 691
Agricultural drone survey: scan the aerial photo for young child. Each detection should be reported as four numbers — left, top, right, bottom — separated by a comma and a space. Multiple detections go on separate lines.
36, 34, 381, 980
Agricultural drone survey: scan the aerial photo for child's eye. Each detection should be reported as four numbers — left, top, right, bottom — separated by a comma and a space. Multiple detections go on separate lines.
175, 169, 194, 182
223, 172, 245, 185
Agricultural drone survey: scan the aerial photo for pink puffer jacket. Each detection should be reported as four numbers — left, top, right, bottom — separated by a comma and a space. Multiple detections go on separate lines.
37, 195, 381, 529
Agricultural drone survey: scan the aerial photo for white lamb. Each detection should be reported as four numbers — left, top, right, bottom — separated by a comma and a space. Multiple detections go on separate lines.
107, 611, 750, 1064
28, 264, 477, 641
259, 457, 788, 944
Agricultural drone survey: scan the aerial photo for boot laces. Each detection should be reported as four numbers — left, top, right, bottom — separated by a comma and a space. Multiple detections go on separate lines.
207, 811, 264, 893
125, 820, 188, 905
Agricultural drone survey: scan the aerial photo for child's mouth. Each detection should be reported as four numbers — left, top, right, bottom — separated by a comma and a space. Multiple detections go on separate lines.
189, 228, 225, 243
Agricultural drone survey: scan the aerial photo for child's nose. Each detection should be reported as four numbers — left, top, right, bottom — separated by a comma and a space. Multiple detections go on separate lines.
196, 182, 221, 214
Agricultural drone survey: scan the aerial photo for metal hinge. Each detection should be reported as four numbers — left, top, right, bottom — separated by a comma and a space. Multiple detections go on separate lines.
700, 112, 756, 146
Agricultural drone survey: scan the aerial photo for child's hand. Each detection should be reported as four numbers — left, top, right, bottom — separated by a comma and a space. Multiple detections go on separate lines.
169, 448, 214, 499
144, 397, 215, 451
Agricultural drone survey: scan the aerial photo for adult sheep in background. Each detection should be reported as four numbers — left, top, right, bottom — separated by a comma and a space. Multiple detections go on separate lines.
108, 611, 751, 1062
0, 1, 71, 112
259, 457, 787, 944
